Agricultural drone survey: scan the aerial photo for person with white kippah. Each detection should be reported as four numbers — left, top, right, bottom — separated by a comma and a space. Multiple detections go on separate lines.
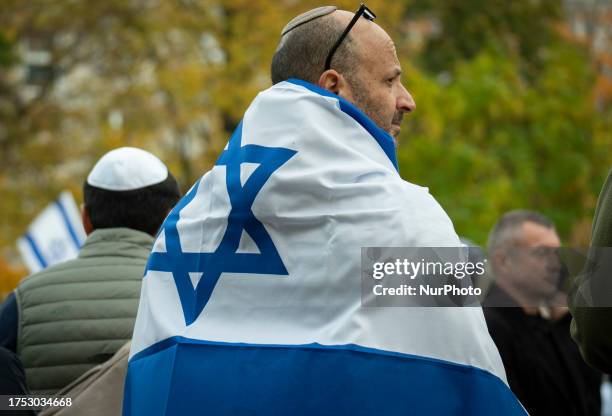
0, 147, 180, 395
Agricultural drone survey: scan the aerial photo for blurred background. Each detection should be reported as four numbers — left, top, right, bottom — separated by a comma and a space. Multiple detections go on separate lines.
1, 0, 611, 296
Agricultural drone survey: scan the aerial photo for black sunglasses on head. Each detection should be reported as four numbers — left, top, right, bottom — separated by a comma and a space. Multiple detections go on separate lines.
324, 3, 376, 71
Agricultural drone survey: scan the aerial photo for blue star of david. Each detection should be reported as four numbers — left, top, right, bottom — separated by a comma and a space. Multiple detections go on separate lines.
145, 121, 297, 325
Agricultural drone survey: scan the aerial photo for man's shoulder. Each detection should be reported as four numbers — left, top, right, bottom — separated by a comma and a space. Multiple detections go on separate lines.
483, 306, 514, 325
17, 257, 86, 288
482, 289, 523, 332
483, 305, 529, 342
16, 254, 145, 294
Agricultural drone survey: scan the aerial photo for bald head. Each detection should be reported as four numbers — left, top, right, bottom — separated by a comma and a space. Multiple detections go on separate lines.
271, 8, 369, 85
272, 6, 416, 140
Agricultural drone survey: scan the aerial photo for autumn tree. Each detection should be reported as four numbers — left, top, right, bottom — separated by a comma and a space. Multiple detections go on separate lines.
0, 0, 610, 294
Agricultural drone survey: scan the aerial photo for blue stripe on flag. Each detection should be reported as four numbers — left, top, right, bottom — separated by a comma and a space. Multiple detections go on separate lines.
23, 233, 47, 269
55, 199, 82, 249
124, 336, 526, 416
287, 78, 399, 172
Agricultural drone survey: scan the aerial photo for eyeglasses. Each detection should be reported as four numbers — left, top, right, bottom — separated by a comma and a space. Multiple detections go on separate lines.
324, 3, 376, 71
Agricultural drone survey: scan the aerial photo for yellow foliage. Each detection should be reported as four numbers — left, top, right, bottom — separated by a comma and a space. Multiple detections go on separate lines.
0, 257, 26, 299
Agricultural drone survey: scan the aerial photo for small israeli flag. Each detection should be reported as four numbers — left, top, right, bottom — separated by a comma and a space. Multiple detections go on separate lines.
17, 191, 86, 273
125, 80, 526, 415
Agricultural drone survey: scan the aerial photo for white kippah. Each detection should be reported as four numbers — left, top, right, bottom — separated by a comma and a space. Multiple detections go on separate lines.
281, 6, 338, 36
87, 147, 169, 191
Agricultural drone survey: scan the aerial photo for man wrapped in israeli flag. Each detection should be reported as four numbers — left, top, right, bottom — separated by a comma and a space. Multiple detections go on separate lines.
125, 5, 526, 415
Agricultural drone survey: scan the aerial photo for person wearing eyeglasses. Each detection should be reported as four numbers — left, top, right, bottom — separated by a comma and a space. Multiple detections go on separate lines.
271, 5, 414, 144
124, 5, 526, 415
483, 210, 601, 416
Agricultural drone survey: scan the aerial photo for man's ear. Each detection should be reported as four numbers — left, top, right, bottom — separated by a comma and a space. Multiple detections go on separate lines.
317, 70, 352, 100
492, 249, 511, 276
81, 204, 94, 236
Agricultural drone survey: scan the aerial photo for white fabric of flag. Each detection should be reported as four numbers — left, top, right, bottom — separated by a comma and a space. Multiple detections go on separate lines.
124, 79, 526, 416
17, 191, 86, 273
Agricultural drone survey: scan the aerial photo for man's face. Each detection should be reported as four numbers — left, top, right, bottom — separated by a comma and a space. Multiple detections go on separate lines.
505, 222, 562, 302
338, 17, 415, 143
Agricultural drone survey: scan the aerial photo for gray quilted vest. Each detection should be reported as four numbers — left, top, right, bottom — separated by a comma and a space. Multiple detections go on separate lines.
15, 228, 152, 394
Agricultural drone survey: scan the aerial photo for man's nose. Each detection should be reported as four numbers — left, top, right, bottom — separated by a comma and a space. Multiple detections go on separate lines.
397, 84, 416, 113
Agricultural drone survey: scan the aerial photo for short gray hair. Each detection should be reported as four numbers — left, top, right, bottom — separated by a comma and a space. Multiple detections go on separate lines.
487, 209, 555, 256
271, 8, 359, 85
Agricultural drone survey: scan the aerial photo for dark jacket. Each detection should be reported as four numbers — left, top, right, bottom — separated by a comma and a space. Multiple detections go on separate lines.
569, 167, 612, 373
484, 285, 601, 415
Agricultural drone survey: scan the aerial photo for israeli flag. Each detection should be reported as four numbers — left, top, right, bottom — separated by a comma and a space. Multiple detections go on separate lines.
125, 80, 526, 415
17, 191, 86, 273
